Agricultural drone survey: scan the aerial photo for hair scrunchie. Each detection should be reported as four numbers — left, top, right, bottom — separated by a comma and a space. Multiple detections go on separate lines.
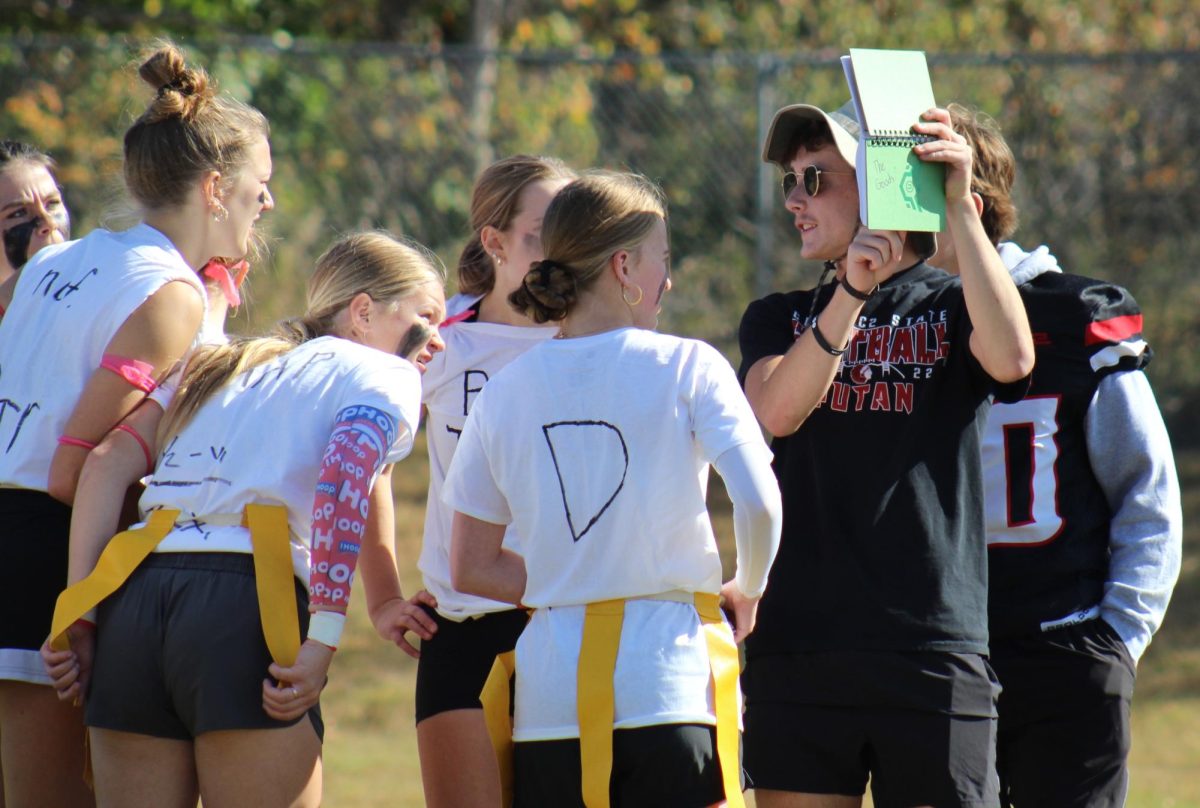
156, 79, 187, 97
516, 259, 578, 323
530, 258, 581, 292
526, 258, 573, 286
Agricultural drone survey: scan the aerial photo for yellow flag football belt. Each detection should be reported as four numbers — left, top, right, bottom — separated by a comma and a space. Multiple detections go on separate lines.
50, 503, 301, 668
481, 649, 519, 805
480, 591, 744, 808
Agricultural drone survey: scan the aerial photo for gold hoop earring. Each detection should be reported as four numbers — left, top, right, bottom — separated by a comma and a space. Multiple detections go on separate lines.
211, 202, 229, 223
622, 284, 644, 307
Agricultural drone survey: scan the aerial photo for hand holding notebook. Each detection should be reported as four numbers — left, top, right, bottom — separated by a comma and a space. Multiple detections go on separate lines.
841, 48, 946, 232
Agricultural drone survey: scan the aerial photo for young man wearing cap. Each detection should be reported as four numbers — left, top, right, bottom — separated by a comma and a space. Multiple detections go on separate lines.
935, 104, 1181, 808
737, 101, 1034, 807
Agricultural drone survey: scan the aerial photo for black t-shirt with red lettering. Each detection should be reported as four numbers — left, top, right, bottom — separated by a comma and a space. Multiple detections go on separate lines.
738, 262, 1026, 659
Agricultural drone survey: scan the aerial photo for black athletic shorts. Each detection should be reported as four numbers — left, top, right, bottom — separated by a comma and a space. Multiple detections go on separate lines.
87, 552, 323, 741
743, 650, 1000, 807
0, 489, 72, 654
990, 617, 1135, 808
414, 604, 528, 724
513, 723, 736, 808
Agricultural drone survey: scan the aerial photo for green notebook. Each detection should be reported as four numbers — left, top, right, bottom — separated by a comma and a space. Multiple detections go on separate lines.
841, 48, 945, 232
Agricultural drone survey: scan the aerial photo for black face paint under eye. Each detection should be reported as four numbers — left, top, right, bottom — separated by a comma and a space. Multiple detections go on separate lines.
399, 321, 435, 363
2, 208, 71, 270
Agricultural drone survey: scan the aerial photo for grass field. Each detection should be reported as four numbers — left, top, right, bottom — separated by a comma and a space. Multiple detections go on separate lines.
320, 439, 1200, 807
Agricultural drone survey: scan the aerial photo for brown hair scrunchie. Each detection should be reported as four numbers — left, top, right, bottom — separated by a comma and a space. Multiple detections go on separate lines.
156, 79, 187, 97
508, 258, 578, 323
527, 258, 571, 288
527, 259, 577, 302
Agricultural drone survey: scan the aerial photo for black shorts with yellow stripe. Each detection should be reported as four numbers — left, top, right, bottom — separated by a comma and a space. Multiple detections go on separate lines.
87, 552, 323, 741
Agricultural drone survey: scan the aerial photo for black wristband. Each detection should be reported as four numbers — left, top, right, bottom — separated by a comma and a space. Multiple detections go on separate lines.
839, 274, 877, 301
810, 319, 847, 356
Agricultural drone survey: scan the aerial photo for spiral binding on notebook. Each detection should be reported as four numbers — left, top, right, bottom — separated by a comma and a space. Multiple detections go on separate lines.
866, 131, 938, 147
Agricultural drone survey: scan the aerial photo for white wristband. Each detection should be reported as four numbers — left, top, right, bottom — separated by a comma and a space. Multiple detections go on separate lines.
307, 610, 345, 650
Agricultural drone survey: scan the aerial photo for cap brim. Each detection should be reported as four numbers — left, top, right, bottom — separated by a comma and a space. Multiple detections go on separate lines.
762, 103, 860, 169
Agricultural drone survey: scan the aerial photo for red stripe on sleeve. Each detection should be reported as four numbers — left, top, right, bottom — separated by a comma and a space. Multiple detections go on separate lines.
1084, 314, 1142, 346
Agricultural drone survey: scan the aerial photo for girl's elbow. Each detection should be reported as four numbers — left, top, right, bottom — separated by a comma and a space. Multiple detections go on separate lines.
448, 549, 475, 595
46, 473, 76, 506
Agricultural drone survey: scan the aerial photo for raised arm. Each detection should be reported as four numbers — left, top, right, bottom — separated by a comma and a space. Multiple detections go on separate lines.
47, 279, 203, 504
744, 217, 924, 438
742, 285, 867, 438
914, 108, 1034, 382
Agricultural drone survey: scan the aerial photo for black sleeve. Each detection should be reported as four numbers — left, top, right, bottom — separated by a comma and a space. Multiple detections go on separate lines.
992, 374, 1032, 403
1075, 279, 1152, 377
737, 292, 798, 386
1006, 274, 1150, 401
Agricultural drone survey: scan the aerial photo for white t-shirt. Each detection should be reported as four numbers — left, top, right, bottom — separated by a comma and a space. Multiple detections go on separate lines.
419, 293, 558, 618
442, 327, 767, 739
139, 336, 421, 583
0, 224, 206, 490
148, 318, 229, 411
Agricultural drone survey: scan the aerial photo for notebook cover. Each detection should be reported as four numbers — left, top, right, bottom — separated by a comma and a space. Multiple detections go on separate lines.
843, 48, 946, 232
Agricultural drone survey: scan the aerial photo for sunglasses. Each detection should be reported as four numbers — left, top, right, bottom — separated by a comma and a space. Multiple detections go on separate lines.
781, 165, 854, 200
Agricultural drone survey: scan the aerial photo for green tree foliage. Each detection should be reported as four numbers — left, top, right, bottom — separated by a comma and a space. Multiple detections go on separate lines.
2, 2, 1197, 436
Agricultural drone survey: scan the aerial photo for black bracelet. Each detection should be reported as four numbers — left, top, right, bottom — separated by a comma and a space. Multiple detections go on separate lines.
839, 274, 878, 301
810, 319, 848, 356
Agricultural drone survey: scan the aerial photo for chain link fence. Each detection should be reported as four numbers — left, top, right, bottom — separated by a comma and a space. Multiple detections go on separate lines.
3, 39, 1197, 435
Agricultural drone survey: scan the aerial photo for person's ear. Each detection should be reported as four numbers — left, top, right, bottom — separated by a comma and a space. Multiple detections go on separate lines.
480, 225, 506, 265
971, 191, 985, 219
347, 291, 374, 337
201, 170, 222, 207
609, 249, 630, 284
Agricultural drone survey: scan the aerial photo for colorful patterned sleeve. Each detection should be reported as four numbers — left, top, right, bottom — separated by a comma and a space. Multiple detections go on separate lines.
305, 403, 398, 649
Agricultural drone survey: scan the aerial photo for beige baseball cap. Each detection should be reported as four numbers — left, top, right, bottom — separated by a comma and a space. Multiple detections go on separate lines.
762, 100, 861, 167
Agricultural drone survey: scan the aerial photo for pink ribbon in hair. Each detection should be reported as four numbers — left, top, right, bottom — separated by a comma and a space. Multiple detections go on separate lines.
201, 258, 251, 307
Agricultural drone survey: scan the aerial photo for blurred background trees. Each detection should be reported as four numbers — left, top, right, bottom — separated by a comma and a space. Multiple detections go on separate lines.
2, 0, 1197, 437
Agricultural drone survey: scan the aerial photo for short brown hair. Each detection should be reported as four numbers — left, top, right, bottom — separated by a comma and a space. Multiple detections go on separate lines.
947, 103, 1018, 245
780, 118, 837, 167
124, 42, 269, 212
